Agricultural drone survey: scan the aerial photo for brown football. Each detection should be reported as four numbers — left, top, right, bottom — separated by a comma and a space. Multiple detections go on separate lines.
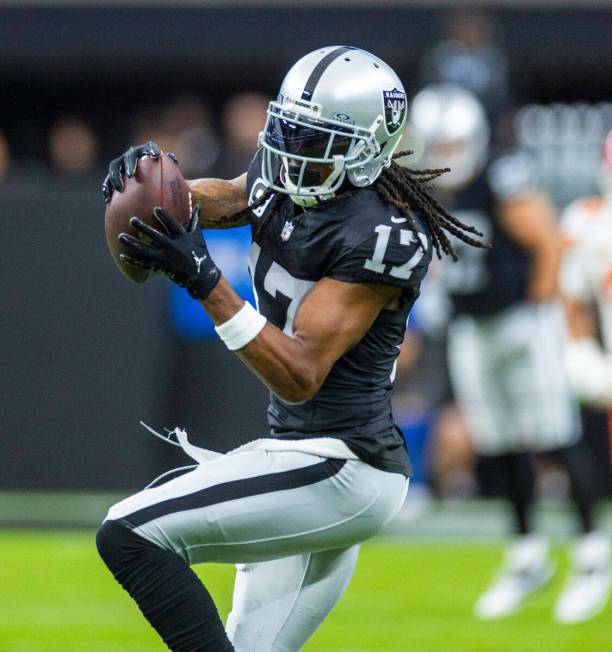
104, 153, 192, 283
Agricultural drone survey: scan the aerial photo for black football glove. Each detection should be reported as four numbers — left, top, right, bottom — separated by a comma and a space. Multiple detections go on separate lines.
118, 206, 221, 300
101, 141, 178, 203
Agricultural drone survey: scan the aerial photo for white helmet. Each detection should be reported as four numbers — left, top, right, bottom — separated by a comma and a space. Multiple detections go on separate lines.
260, 46, 408, 207
409, 83, 490, 191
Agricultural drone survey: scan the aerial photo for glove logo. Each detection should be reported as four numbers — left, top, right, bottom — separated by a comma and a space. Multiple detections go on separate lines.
192, 251, 207, 273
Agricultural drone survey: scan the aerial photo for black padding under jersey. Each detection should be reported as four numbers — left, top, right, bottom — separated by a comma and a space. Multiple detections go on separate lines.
96, 520, 234, 652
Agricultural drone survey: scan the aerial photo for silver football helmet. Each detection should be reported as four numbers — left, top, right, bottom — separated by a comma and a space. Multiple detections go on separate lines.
259, 46, 408, 207
409, 84, 490, 191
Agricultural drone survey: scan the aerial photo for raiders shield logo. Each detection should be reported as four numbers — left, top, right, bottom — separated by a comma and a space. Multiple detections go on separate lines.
382, 87, 407, 135
280, 220, 294, 242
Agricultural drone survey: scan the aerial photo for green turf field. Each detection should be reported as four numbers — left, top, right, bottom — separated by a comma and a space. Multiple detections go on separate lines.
0, 531, 610, 652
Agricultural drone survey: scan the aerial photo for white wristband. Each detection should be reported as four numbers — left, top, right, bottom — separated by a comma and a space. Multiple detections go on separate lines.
215, 302, 267, 351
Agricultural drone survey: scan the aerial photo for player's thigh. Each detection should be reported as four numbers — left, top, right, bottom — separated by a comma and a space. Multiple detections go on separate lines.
499, 302, 579, 450
226, 545, 360, 652
104, 449, 407, 565
447, 315, 509, 453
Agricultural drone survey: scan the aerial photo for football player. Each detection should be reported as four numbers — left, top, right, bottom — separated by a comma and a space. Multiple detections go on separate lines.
411, 84, 600, 622
557, 131, 612, 624
96, 47, 486, 651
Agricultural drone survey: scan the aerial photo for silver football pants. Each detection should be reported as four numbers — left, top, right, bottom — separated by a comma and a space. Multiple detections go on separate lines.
448, 301, 580, 455
105, 446, 408, 651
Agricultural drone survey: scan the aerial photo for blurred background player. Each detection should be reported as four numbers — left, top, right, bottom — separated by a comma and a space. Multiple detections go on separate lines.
557, 131, 612, 623
419, 9, 509, 121
410, 83, 607, 623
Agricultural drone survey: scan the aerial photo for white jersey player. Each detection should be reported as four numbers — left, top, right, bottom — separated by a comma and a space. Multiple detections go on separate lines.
557, 132, 612, 624
562, 205, 612, 407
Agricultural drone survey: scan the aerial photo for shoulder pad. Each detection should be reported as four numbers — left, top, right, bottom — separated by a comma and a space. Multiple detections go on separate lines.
487, 151, 538, 200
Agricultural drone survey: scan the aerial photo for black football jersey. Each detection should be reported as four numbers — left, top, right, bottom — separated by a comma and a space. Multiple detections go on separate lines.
443, 155, 531, 316
246, 150, 433, 476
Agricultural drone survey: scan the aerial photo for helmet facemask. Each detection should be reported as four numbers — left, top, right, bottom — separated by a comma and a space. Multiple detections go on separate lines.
260, 98, 381, 207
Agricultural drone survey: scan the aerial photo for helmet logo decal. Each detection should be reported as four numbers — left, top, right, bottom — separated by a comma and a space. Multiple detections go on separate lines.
382, 87, 407, 135
331, 112, 355, 125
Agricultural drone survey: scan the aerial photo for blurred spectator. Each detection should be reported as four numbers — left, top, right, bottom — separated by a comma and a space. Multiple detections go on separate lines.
420, 10, 510, 120
0, 130, 10, 180
48, 117, 99, 175
131, 105, 165, 148
215, 92, 268, 178
131, 96, 220, 179
167, 96, 220, 178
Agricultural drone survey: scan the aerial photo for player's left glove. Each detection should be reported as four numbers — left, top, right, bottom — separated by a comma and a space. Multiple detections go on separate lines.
101, 141, 178, 203
118, 206, 222, 300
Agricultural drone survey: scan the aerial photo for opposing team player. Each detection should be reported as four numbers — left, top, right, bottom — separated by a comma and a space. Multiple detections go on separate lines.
557, 131, 612, 623
96, 48, 486, 651
411, 84, 600, 622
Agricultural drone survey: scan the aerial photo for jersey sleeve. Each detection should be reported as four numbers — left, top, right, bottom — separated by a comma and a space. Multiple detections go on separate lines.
326, 220, 432, 293
246, 149, 277, 228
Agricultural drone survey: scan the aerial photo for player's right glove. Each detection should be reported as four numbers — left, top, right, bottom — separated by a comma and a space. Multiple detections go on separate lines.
118, 205, 222, 300
101, 141, 178, 203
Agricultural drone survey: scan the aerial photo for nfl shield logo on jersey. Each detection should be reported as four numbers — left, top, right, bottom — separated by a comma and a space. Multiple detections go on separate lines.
382, 87, 407, 135
281, 220, 295, 242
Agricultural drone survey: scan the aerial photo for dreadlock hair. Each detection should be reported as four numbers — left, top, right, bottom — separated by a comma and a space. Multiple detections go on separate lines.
237, 150, 490, 260
375, 150, 489, 260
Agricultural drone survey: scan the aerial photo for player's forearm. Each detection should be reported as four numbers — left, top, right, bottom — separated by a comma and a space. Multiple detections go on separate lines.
201, 279, 321, 403
563, 297, 596, 340
500, 193, 561, 302
187, 176, 249, 229
527, 239, 560, 301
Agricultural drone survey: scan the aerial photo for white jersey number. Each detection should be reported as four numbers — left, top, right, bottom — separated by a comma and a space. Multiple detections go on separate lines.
364, 224, 428, 280
249, 242, 314, 335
